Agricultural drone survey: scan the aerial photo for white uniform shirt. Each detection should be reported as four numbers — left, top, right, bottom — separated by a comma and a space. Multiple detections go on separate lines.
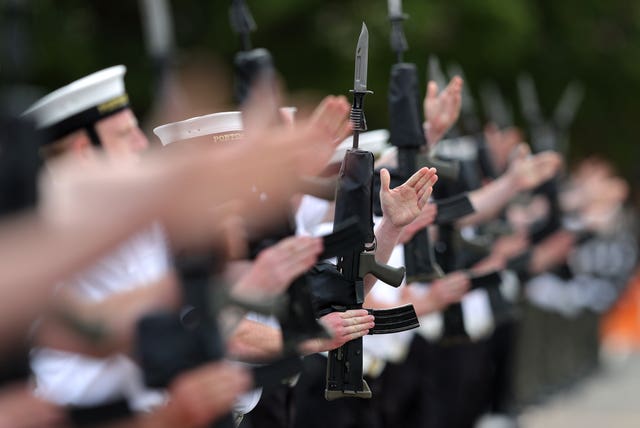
31, 223, 170, 411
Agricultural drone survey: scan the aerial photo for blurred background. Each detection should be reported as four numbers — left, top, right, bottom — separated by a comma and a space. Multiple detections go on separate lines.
9, 0, 640, 178
4, 0, 640, 426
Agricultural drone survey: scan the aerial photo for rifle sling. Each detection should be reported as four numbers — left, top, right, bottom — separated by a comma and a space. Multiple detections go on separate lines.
468, 270, 502, 290
506, 250, 532, 274
319, 217, 365, 260
252, 356, 303, 392
434, 193, 475, 225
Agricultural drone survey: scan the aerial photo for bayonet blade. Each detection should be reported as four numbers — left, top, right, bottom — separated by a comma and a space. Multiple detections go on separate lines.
354, 23, 369, 92
139, 0, 175, 59
229, 0, 256, 50
517, 73, 542, 123
388, 0, 403, 18
388, 0, 408, 57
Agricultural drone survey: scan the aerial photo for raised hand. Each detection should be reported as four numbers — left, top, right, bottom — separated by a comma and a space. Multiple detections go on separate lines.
470, 231, 530, 274
426, 272, 470, 310
380, 167, 438, 229
423, 76, 463, 145
299, 309, 375, 354
402, 271, 470, 316
233, 236, 323, 297
507, 144, 563, 191
308, 95, 353, 146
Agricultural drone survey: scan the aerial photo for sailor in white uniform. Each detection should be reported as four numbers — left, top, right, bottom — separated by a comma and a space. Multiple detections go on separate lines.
24, 65, 172, 411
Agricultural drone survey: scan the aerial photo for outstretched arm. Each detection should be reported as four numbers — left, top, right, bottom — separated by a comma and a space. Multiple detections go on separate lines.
458, 146, 562, 227
231, 235, 323, 299
32, 273, 180, 358
368, 167, 438, 294
364, 271, 470, 317
226, 310, 375, 361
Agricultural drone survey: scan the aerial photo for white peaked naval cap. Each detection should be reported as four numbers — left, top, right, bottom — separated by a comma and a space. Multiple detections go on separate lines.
153, 107, 298, 146
22, 65, 130, 144
330, 129, 391, 164
153, 111, 244, 146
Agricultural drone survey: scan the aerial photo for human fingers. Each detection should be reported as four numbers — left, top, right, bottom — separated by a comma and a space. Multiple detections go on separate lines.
417, 174, 438, 206
380, 168, 391, 193
340, 313, 375, 328
340, 309, 370, 318
309, 96, 350, 141
513, 143, 530, 161
309, 95, 332, 124
343, 329, 370, 342
534, 151, 563, 178
447, 76, 464, 92
413, 202, 438, 228
325, 311, 374, 333
416, 170, 438, 198
427, 81, 439, 100
404, 166, 433, 189
443, 271, 469, 284
446, 284, 469, 302
280, 239, 323, 273
278, 236, 323, 264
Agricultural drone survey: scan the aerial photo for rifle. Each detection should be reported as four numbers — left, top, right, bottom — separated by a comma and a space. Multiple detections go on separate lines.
137, 254, 310, 428
517, 74, 583, 243
229, 0, 276, 105
426, 60, 516, 339
321, 23, 418, 400
227, 1, 342, 350
138, 0, 175, 100
386, 0, 443, 282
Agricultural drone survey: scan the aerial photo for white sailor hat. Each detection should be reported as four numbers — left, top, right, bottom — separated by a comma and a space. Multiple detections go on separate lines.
153, 107, 298, 146
22, 65, 130, 145
329, 129, 391, 164
154, 111, 389, 164
153, 111, 244, 146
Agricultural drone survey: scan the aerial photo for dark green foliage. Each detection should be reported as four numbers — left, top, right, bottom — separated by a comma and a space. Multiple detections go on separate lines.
9, 0, 640, 179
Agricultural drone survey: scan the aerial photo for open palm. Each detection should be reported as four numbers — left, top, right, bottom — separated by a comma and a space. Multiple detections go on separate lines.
380, 167, 438, 228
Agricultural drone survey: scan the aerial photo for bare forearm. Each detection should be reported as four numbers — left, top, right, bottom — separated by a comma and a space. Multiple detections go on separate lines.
225, 319, 283, 362
459, 174, 518, 227
365, 217, 402, 294
34, 274, 180, 357
0, 214, 156, 349
528, 230, 576, 274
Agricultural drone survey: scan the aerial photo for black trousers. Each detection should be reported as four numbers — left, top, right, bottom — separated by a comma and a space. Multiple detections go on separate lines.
242, 383, 295, 428
291, 354, 382, 428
